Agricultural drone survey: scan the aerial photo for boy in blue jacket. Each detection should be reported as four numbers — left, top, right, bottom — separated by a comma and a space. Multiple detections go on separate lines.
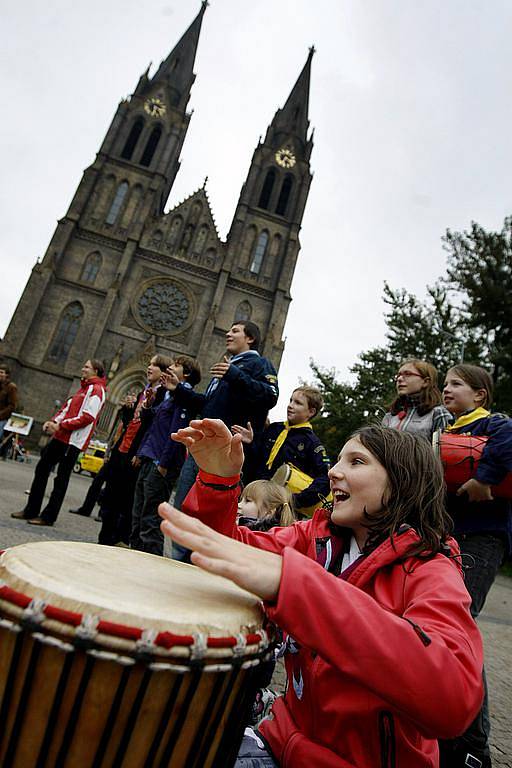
130, 356, 201, 556
233, 386, 330, 515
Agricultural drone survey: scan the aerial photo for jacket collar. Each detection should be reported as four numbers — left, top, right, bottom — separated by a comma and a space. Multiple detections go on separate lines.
314, 512, 461, 587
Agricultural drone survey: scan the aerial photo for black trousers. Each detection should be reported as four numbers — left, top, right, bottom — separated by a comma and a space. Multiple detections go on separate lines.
439, 533, 505, 767
98, 452, 138, 546
76, 459, 109, 515
24, 439, 80, 523
130, 459, 177, 556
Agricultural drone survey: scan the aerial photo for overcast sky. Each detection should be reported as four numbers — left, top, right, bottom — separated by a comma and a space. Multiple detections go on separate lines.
2, 1, 512, 419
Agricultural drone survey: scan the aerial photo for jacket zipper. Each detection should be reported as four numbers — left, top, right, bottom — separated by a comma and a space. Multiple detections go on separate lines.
404, 617, 432, 646
379, 711, 396, 768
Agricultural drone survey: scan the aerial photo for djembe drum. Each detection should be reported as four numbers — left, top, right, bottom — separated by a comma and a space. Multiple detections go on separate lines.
0, 542, 272, 768
432, 431, 512, 498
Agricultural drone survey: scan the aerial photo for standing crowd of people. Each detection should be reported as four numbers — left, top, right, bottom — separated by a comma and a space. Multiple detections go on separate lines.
3, 327, 512, 767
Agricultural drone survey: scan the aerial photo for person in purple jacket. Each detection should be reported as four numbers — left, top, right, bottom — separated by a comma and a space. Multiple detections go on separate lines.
129, 356, 201, 556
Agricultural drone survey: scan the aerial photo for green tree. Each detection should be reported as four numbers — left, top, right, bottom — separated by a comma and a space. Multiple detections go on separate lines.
310, 215, 512, 458
443, 218, 512, 410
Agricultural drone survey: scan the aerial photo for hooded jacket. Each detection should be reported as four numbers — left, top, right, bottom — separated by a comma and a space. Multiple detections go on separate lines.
182, 471, 484, 768
52, 375, 107, 450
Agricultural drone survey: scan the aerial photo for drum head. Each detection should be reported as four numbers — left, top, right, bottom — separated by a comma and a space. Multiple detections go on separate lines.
0, 542, 263, 638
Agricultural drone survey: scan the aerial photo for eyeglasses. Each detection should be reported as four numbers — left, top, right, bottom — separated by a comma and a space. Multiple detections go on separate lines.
394, 372, 424, 382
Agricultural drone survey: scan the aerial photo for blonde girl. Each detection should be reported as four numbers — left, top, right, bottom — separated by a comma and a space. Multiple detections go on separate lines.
237, 480, 295, 531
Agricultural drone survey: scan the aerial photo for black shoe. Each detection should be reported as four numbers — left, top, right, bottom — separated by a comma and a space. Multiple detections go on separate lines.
68, 508, 91, 517
27, 518, 53, 527
11, 511, 36, 520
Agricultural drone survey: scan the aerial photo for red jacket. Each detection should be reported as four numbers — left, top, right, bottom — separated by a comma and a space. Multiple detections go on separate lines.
183, 471, 484, 768
53, 376, 106, 450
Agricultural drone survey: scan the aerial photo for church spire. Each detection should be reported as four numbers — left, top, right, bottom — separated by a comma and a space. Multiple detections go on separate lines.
270, 46, 314, 144
150, 2, 207, 107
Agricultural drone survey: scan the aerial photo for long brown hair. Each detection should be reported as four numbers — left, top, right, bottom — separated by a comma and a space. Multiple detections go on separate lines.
389, 359, 443, 416
345, 425, 452, 559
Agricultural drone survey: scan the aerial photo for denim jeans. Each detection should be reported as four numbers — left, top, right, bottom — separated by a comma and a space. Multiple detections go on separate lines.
170, 454, 199, 562
130, 459, 177, 556
439, 533, 505, 766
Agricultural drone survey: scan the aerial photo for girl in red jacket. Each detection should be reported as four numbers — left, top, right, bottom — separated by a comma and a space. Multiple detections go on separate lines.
159, 419, 483, 768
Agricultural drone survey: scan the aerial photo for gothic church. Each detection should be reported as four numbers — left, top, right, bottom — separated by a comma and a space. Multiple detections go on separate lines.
0, 3, 314, 437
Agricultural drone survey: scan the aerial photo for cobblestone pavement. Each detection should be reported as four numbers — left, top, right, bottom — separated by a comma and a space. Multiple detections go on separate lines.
0, 459, 510, 764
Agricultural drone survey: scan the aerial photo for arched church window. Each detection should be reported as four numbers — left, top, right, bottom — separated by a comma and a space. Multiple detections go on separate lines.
250, 231, 269, 275
121, 118, 144, 160
81, 252, 102, 283
140, 126, 162, 167
276, 175, 293, 216
48, 302, 83, 363
258, 169, 276, 210
106, 182, 129, 225
234, 301, 252, 323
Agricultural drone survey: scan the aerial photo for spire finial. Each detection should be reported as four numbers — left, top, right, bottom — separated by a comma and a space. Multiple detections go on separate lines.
203, 175, 208, 189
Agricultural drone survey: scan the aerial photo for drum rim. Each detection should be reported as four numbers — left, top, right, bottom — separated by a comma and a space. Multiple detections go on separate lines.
0, 549, 270, 660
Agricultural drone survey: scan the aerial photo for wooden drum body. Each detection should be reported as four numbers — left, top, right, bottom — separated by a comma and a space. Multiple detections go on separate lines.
0, 542, 272, 768
433, 431, 512, 498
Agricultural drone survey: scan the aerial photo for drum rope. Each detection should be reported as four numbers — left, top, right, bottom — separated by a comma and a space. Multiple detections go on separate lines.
0, 582, 271, 654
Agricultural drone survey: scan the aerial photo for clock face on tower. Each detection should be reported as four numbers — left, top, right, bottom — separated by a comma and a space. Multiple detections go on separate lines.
275, 147, 296, 168
144, 97, 166, 118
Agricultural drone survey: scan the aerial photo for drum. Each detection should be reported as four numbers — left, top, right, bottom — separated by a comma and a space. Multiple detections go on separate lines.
0, 542, 272, 768
433, 431, 512, 498
271, 463, 332, 517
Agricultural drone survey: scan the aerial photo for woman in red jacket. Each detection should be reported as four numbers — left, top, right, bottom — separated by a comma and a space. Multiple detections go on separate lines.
160, 419, 484, 768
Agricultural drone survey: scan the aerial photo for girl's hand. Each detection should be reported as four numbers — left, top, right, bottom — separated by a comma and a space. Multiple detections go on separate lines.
231, 421, 254, 444
172, 418, 244, 477
159, 505, 282, 601
457, 478, 493, 502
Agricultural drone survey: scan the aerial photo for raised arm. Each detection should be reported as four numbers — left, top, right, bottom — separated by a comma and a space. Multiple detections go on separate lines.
159, 418, 312, 598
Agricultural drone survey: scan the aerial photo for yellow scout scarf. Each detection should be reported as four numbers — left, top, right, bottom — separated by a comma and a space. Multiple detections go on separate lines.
445, 407, 490, 432
266, 421, 313, 470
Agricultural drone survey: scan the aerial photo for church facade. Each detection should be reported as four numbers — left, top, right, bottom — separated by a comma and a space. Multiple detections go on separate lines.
0, 3, 314, 437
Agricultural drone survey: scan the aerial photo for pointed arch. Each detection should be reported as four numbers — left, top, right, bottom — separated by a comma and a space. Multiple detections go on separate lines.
168, 215, 183, 247
47, 302, 84, 363
121, 117, 145, 160
276, 175, 293, 216
140, 126, 162, 167
250, 230, 269, 275
189, 201, 203, 224
81, 251, 102, 284
241, 225, 257, 268
194, 224, 209, 254
234, 301, 252, 323
258, 169, 276, 210
106, 181, 129, 225
121, 184, 144, 229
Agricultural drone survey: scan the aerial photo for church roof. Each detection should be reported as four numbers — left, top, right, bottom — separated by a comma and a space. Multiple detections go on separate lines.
165, 184, 221, 242
151, 2, 207, 98
270, 46, 314, 143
